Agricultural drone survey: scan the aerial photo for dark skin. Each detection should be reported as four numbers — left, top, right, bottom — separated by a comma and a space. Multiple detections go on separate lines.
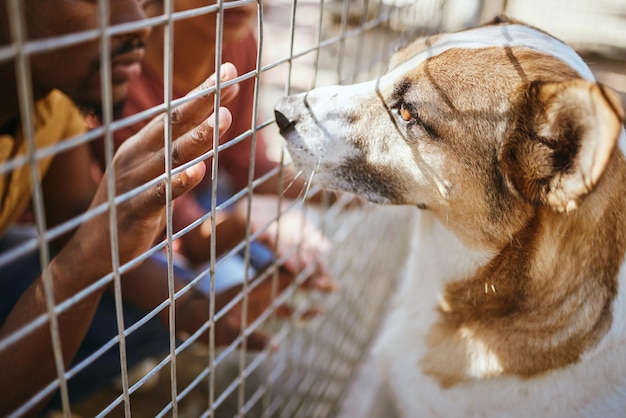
0, 1, 332, 415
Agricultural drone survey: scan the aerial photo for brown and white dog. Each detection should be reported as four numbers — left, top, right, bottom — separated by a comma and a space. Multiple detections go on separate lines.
274, 16, 626, 417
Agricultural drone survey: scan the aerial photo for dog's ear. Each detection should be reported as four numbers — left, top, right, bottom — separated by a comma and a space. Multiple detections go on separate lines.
500, 80, 624, 213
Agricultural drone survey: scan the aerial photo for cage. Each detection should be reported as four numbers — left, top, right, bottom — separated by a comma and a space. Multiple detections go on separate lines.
0, 1, 624, 417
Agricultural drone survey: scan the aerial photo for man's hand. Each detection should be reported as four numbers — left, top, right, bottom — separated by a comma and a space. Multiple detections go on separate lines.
177, 265, 335, 351
0, 63, 240, 417
71, 63, 240, 275
174, 194, 336, 351
233, 194, 331, 283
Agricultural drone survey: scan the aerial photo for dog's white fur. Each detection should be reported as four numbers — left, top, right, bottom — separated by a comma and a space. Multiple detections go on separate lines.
275, 17, 626, 417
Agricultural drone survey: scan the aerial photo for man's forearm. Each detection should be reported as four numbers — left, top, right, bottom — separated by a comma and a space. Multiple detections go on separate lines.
0, 245, 108, 416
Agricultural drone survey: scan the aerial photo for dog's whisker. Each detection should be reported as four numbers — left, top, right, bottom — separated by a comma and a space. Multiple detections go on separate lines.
298, 160, 321, 201
281, 168, 304, 198
300, 160, 320, 203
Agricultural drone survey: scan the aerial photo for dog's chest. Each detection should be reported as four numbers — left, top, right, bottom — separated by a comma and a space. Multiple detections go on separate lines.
372, 214, 626, 418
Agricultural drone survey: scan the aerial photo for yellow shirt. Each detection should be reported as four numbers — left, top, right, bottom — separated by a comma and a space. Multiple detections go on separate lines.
0, 90, 85, 235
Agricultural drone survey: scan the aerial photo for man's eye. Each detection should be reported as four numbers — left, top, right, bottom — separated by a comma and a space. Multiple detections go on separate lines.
400, 103, 414, 122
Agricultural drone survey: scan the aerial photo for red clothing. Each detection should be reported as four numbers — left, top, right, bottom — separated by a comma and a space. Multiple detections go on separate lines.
93, 29, 275, 190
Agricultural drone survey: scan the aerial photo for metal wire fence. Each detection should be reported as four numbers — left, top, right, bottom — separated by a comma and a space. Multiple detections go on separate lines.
1, 0, 624, 417
0, 1, 427, 416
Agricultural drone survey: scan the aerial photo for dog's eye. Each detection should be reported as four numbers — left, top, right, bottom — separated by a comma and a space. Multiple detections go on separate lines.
396, 102, 440, 139
399, 103, 414, 122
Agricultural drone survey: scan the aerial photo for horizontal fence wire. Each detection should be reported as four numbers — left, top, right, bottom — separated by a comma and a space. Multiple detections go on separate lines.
2, 0, 421, 416
6, 0, 624, 417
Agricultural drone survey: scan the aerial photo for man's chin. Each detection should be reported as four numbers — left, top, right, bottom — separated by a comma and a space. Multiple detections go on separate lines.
112, 83, 130, 106
77, 99, 126, 127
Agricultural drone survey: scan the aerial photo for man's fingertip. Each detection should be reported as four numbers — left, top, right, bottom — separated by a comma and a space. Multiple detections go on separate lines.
185, 162, 206, 184
220, 62, 238, 80
206, 107, 232, 130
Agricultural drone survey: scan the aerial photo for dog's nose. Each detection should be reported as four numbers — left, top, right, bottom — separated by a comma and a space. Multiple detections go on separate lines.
274, 108, 295, 131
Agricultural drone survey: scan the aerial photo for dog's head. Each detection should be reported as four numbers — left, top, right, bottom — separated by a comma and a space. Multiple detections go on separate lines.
275, 16, 625, 248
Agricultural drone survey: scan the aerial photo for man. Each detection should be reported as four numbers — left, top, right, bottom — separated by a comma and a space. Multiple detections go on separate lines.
0, 0, 330, 415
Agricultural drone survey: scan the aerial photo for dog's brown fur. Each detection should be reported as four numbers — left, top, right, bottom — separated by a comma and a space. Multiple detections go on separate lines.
275, 18, 626, 414
407, 47, 626, 385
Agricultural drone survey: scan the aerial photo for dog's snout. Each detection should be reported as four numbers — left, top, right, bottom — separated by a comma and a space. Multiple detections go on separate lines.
274, 108, 296, 131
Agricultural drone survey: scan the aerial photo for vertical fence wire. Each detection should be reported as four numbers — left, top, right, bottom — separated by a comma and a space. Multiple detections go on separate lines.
161, 0, 180, 415
277, 2, 300, 416
238, 0, 265, 415
310, 0, 326, 89
208, 1, 225, 417
6, 0, 71, 415
261, 0, 285, 399
96, 0, 133, 416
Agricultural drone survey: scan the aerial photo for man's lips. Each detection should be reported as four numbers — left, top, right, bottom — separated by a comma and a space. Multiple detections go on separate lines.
111, 48, 145, 84
223, 8, 253, 25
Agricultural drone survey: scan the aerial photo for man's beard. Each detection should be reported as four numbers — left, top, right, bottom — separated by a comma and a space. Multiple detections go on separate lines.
78, 99, 126, 130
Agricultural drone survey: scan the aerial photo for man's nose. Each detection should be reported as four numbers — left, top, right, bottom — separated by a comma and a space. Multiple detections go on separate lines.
110, 1, 152, 41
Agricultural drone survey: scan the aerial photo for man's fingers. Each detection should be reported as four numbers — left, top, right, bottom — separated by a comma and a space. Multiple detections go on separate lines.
188, 62, 238, 97
272, 266, 336, 294
214, 63, 240, 105
171, 107, 232, 171
134, 107, 232, 209
170, 62, 239, 139
274, 304, 323, 322
310, 273, 338, 293
168, 159, 208, 201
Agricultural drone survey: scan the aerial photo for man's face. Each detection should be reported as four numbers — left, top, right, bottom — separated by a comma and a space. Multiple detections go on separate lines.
173, 0, 257, 42
22, 0, 150, 110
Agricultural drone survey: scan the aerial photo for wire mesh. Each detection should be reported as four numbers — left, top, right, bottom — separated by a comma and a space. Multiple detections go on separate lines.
0, 1, 422, 416
1, 0, 625, 417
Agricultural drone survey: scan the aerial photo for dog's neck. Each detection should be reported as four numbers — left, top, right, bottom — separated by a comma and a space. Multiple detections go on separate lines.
420, 146, 626, 386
